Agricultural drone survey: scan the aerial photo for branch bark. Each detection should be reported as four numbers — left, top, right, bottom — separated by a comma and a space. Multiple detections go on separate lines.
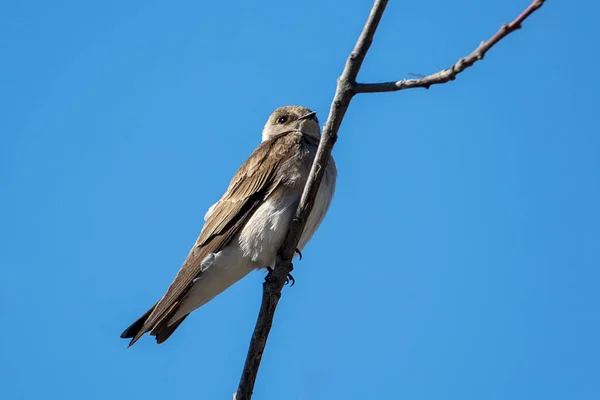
234, 2, 389, 399
235, 1, 545, 398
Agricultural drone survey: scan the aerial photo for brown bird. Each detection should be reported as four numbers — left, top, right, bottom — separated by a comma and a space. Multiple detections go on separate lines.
121, 106, 337, 345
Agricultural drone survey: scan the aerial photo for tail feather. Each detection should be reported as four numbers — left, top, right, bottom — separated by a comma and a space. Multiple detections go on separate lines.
120, 303, 190, 346
154, 315, 189, 344
120, 305, 155, 346
121, 256, 253, 346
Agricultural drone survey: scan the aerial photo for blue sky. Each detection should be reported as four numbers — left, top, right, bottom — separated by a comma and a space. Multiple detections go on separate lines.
1, 0, 598, 399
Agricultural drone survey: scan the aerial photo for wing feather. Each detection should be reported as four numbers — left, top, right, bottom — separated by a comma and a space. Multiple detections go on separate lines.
137, 133, 299, 336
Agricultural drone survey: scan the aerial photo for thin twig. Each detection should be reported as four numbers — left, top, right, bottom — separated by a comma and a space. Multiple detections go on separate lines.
234, 0, 545, 398
234, 1, 389, 399
354, 0, 546, 93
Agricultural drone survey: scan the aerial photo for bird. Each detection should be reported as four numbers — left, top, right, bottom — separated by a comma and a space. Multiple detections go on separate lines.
120, 105, 337, 345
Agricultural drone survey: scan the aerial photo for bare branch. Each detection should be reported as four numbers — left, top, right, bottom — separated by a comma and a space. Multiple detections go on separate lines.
235, 0, 545, 398
354, 0, 546, 93
235, 1, 389, 399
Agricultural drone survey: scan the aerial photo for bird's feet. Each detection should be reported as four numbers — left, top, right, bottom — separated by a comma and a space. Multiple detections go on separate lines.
285, 272, 295, 287
295, 248, 303, 260
266, 267, 296, 287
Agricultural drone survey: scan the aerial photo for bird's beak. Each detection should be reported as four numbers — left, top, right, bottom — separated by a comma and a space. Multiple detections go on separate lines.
297, 111, 317, 121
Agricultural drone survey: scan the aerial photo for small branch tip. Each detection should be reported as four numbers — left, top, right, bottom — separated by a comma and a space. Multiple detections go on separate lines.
353, 0, 545, 94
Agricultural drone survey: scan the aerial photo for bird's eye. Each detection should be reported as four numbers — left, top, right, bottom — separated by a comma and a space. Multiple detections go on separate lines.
277, 116, 288, 124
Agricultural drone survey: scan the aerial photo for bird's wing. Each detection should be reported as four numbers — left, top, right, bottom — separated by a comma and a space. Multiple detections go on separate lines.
132, 133, 299, 342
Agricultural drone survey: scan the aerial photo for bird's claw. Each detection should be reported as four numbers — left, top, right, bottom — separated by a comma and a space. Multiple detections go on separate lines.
295, 248, 303, 260
266, 267, 295, 287
285, 273, 295, 287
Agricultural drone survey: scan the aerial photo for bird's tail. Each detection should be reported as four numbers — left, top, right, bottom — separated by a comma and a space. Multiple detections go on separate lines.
121, 258, 253, 346
120, 304, 189, 346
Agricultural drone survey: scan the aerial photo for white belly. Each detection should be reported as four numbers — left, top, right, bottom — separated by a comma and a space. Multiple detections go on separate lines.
297, 159, 337, 251
238, 157, 337, 267
238, 193, 298, 267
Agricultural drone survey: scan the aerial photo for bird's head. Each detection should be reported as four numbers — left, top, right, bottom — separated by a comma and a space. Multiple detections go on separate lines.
262, 105, 320, 142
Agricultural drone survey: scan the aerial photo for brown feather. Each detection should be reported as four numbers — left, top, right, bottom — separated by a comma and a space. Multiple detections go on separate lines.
120, 305, 154, 338
152, 315, 188, 344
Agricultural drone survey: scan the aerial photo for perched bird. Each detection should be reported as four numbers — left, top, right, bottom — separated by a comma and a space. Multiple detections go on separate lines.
121, 105, 337, 345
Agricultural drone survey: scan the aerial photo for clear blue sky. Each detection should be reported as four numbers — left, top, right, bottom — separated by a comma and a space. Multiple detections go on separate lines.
1, 0, 598, 399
